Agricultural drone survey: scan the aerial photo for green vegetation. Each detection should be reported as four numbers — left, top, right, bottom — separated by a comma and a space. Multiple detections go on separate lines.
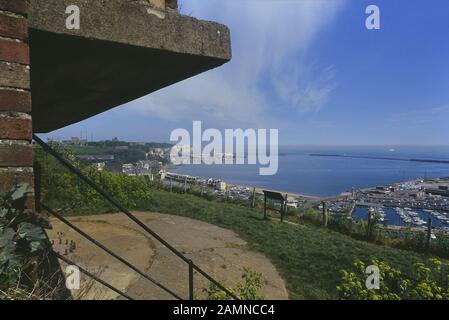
34, 143, 153, 214
338, 258, 449, 300
287, 208, 449, 260
0, 183, 50, 298
204, 267, 265, 300
131, 189, 435, 299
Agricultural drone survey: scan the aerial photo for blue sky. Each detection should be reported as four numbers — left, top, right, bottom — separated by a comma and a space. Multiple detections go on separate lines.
42, 0, 449, 146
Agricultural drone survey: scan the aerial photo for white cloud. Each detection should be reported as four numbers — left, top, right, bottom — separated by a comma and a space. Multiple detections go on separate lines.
128, 0, 346, 125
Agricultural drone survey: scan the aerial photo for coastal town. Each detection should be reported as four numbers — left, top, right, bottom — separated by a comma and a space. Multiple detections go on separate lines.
57, 137, 449, 233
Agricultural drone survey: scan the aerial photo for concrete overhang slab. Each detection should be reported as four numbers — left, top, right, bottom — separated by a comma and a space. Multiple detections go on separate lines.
28, 0, 231, 133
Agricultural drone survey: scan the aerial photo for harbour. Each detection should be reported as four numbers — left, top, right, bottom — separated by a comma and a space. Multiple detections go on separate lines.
352, 206, 449, 231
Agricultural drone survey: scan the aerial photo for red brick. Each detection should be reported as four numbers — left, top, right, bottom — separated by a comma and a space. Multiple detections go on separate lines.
0, 38, 29, 64
0, 143, 32, 166
0, 0, 28, 16
0, 117, 32, 140
0, 13, 28, 40
0, 89, 31, 112
0, 169, 34, 191
0, 62, 29, 89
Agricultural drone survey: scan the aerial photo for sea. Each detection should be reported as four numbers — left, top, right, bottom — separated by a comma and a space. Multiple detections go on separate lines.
170, 146, 449, 197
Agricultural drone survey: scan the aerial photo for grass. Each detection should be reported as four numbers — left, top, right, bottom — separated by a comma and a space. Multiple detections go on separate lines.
130, 188, 431, 300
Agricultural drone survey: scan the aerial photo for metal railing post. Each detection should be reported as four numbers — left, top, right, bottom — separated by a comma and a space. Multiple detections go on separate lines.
188, 260, 194, 300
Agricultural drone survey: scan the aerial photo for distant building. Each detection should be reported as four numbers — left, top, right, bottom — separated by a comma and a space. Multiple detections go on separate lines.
62, 137, 88, 146
122, 160, 162, 176
122, 163, 136, 176
426, 188, 449, 197
77, 155, 115, 161
206, 179, 227, 192
91, 162, 106, 171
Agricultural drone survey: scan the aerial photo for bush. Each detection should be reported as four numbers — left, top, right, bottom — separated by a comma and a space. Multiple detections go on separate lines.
204, 267, 265, 300
35, 143, 154, 214
0, 183, 50, 293
337, 258, 449, 300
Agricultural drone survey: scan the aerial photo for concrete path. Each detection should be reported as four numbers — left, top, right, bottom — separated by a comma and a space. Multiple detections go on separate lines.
47, 212, 288, 300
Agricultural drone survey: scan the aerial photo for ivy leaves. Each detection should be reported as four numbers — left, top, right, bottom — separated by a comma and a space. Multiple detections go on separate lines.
0, 183, 49, 287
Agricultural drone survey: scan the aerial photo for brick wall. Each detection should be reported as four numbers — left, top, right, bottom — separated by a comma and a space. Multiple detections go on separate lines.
0, 0, 34, 208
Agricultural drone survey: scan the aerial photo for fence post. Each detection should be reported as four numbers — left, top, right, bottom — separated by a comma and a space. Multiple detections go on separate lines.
367, 211, 373, 239
280, 201, 284, 223
282, 193, 288, 222
322, 201, 328, 228
183, 176, 187, 193
251, 187, 256, 208
263, 193, 267, 220
188, 260, 194, 300
426, 217, 432, 251
170, 179, 173, 193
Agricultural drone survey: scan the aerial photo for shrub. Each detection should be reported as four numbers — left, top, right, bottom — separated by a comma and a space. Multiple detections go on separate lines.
337, 258, 449, 300
0, 183, 49, 291
204, 267, 265, 300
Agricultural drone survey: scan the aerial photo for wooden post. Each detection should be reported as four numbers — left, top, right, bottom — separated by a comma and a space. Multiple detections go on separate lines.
367, 211, 372, 239
282, 193, 288, 222
280, 201, 284, 223
183, 176, 187, 193
426, 217, 432, 251
322, 201, 328, 228
169, 179, 173, 193
263, 193, 267, 220
251, 187, 256, 208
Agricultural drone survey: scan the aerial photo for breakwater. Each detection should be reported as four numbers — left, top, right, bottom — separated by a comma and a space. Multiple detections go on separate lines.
310, 154, 449, 165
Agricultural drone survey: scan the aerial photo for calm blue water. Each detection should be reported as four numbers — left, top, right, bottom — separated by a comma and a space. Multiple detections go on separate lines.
170, 146, 449, 197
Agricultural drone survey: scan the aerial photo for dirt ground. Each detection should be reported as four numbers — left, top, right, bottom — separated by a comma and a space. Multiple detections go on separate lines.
46, 212, 289, 300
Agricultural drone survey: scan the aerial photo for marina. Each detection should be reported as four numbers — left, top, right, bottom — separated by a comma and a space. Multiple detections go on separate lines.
352, 206, 449, 231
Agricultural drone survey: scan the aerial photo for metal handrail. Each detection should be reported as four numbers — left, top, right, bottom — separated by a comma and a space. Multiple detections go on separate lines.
42, 203, 182, 300
53, 251, 134, 300
33, 134, 238, 300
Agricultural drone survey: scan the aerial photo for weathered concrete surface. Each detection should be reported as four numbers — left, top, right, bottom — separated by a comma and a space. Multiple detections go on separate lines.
28, 0, 231, 132
47, 212, 288, 300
